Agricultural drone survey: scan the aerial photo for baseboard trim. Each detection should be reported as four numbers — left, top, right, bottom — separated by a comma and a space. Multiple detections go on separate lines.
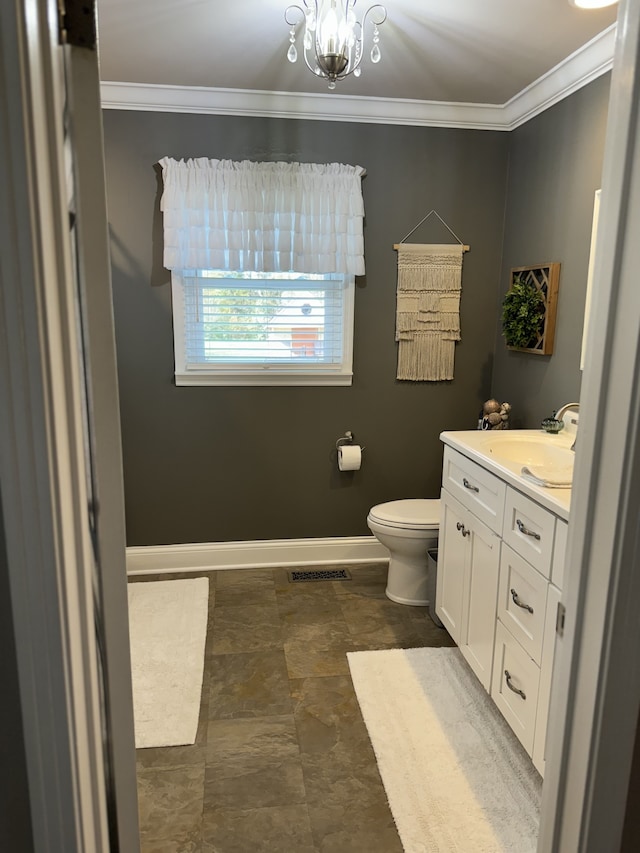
126, 536, 388, 575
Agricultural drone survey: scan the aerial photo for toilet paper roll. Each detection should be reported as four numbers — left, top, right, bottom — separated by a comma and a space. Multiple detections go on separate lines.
338, 444, 362, 471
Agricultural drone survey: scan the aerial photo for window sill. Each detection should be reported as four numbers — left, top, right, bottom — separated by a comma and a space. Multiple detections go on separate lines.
174, 371, 353, 387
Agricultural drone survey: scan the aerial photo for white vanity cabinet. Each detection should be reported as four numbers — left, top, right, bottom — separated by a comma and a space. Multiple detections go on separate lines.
437, 440, 568, 777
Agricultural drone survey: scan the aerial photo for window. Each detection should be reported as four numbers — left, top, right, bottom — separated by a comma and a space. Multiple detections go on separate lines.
159, 157, 366, 386
172, 270, 355, 386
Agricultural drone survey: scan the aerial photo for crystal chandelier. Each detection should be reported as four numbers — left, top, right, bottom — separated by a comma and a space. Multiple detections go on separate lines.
285, 0, 387, 90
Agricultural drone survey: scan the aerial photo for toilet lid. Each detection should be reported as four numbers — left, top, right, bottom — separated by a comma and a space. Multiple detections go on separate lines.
368, 499, 440, 530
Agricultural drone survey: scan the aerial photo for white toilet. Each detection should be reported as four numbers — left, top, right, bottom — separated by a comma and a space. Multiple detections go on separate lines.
367, 499, 440, 606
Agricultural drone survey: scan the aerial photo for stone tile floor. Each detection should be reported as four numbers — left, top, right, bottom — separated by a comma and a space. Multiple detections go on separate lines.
130, 563, 455, 852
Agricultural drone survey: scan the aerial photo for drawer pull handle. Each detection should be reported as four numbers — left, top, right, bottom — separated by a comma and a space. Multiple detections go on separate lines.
504, 670, 526, 700
516, 519, 541, 540
456, 521, 471, 538
462, 477, 479, 493
510, 588, 534, 614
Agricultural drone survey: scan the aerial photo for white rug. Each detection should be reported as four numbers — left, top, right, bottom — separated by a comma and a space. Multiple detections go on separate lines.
128, 578, 209, 748
347, 647, 542, 853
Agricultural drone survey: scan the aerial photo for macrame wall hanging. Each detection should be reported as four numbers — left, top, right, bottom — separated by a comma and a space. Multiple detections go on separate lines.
394, 211, 469, 381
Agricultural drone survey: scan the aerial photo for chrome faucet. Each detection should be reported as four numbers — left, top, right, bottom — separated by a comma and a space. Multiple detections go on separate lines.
555, 402, 580, 450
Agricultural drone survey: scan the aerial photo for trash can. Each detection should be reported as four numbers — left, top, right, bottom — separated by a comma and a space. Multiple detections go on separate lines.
427, 549, 444, 628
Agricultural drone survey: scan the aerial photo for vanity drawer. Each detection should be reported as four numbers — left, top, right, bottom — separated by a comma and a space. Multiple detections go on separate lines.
502, 487, 556, 578
498, 544, 548, 664
442, 446, 506, 534
491, 620, 540, 755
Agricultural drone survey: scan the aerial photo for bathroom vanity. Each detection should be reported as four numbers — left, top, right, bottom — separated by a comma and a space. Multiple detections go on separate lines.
436, 429, 572, 776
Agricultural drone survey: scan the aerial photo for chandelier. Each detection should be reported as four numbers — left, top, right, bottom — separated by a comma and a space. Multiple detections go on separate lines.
285, 0, 387, 89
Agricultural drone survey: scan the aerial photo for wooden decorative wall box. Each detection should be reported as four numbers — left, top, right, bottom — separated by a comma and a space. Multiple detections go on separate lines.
505, 263, 560, 355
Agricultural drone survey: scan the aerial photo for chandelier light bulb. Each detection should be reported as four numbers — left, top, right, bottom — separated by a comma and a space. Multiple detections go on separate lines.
285, 0, 387, 90
318, 6, 340, 54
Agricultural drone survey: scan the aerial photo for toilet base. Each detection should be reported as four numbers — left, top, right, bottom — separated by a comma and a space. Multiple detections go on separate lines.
385, 553, 432, 607
385, 587, 429, 607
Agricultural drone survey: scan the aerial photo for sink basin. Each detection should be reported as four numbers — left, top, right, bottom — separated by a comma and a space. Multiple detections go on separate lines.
440, 429, 574, 514
476, 432, 575, 471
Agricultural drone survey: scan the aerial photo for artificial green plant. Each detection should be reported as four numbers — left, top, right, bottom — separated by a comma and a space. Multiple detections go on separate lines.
501, 274, 545, 349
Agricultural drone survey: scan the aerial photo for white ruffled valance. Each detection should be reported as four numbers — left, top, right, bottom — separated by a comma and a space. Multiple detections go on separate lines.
159, 157, 366, 275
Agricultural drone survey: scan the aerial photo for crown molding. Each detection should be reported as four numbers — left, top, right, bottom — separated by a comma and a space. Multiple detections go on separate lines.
99, 82, 507, 130
100, 24, 616, 132
503, 23, 616, 129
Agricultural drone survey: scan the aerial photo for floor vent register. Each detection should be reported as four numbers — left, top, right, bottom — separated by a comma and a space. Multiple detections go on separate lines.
288, 569, 352, 583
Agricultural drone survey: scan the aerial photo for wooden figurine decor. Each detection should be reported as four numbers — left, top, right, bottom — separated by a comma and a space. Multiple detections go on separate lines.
480, 399, 511, 430
501, 263, 560, 355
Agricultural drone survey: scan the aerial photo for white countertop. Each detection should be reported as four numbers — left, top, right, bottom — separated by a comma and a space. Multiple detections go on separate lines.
440, 429, 572, 521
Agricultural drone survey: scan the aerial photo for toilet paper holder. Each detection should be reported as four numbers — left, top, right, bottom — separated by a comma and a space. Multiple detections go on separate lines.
335, 431, 365, 452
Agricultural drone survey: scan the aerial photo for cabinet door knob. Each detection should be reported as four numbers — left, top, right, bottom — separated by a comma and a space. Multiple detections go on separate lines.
462, 477, 479, 493
510, 588, 534, 614
516, 518, 541, 540
456, 521, 470, 537
504, 670, 526, 700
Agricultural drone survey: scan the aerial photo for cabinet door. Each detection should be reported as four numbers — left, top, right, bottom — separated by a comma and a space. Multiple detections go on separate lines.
551, 519, 568, 590
435, 490, 469, 644
460, 515, 501, 691
532, 584, 562, 776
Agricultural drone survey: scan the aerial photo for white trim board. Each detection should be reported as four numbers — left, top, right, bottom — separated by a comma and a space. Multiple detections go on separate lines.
126, 536, 388, 575
100, 24, 615, 132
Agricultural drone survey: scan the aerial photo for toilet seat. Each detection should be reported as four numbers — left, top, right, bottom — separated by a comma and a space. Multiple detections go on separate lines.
368, 499, 440, 530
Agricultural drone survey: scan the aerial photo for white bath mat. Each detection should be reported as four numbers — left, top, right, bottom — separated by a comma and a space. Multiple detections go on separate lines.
347, 647, 542, 853
128, 578, 209, 748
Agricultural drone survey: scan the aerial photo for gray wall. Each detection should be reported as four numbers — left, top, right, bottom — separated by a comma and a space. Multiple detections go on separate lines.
104, 74, 610, 545
622, 709, 640, 851
491, 74, 611, 427
103, 111, 509, 545
0, 489, 34, 852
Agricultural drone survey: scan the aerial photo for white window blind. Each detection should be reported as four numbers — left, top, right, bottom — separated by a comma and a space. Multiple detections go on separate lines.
172, 271, 354, 386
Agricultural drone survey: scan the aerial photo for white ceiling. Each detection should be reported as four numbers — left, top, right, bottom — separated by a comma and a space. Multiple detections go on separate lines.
96, 0, 618, 105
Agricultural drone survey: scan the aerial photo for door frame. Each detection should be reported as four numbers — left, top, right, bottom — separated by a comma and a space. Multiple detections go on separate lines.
539, 0, 640, 848
0, 0, 138, 850
64, 34, 141, 853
